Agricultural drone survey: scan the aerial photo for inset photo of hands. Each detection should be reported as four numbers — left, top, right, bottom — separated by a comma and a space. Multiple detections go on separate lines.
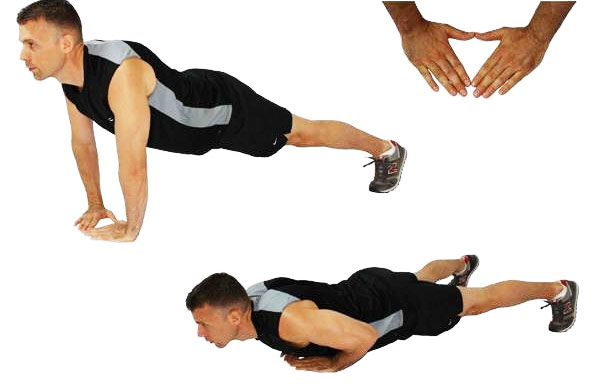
384, 1, 575, 98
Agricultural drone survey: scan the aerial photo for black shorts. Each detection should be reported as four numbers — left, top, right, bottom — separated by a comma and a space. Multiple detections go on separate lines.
217, 73, 293, 157
349, 268, 463, 338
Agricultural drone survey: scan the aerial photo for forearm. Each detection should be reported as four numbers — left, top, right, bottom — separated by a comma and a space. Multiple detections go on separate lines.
72, 141, 103, 207
526, 1, 575, 43
383, 1, 426, 35
331, 322, 377, 372
119, 166, 148, 238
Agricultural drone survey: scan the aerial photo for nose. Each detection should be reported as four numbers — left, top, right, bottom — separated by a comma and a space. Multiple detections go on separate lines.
197, 325, 206, 338
20, 46, 29, 62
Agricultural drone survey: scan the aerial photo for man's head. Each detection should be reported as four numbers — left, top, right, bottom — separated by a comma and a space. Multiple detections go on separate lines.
186, 273, 252, 348
17, 0, 83, 80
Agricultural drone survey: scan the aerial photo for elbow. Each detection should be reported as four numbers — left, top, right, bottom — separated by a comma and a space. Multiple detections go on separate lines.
365, 326, 379, 349
349, 325, 378, 352
71, 140, 95, 153
119, 163, 147, 179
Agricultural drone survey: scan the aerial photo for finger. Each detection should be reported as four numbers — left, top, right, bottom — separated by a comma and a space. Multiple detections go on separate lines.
295, 365, 318, 371
427, 61, 457, 96
74, 217, 83, 226
446, 53, 471, 88
90, 234, 113, 241
472, 51, 501, 88
416, 65, 439, 92
437, 57, 466, 96
82, 228, 99, 237
482, 67, 515, 98
292, 360, 317, 369
86, 228, 117, 241
474, 60, 507, 98
80, 218, 91, 231
444, 24, 475, 41
499, 71, 526, 95
294, 362, 327, 372
475, 27, 506, 41
105, 210, 118, 224
86, 216, 101, 230
83, 224, 113, 236
86, 215, 100, 230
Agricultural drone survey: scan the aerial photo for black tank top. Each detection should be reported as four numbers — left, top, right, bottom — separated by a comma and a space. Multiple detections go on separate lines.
247, 269, 417, 357
62, 40, 238, 155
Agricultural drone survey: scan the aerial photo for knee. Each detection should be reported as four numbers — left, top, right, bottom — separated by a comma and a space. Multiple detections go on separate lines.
462, 288, 499, 316
287, 117, 322, 147
463, 304, 487, 316
415, 266, 435, 283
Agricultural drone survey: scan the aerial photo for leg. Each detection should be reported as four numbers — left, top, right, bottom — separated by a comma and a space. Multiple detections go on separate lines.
285, 115, 391, 157
459, 281, 564, 316
415, 257, 466, 283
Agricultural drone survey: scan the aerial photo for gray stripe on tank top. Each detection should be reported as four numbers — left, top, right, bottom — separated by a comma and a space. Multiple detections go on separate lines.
245, 280, 403, 336
369, 310, 404, 337
247, 282, 268, 298
253, 289, 300, 313
85, 40, 232, 128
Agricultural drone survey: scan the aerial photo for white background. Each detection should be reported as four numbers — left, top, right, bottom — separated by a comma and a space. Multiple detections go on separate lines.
1, 1, 598, 386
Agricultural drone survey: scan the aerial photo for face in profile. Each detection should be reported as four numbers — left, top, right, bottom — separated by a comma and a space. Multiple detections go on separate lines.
18, 18, 67, 81
192, 304, 242, 348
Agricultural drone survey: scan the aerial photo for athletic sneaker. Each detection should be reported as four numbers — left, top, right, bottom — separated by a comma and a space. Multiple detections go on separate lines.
542, 280, 578, 333
365, 141, 407, 193
449, 255, 479, 287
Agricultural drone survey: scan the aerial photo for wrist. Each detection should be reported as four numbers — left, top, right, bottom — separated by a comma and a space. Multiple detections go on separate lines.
329, 357, 341, 372
400, 17, 430, 37
125, 223, 140, 239
524, 23, 553, 46
88, 202, 104, 209
385, 1, 428, 36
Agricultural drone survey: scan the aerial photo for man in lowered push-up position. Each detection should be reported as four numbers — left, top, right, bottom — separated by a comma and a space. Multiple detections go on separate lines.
186, 255, 578, 372
17, 0, 406, 242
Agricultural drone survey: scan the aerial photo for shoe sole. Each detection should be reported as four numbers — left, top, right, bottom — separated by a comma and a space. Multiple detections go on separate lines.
553, 281, 579, 333
449, 255, 479, 287
462, 255, 479, 287
369, 148, 408, 194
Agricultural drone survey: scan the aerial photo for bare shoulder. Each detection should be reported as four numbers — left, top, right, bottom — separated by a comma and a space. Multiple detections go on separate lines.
110, 58, 156, 97
279, 300, 318, 345
283, 299, 318, 316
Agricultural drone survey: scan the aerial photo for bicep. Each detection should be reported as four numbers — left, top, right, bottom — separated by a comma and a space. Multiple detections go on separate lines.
107, 59, 152, 158
66, 97, 94, 144
296, 309, 378, 352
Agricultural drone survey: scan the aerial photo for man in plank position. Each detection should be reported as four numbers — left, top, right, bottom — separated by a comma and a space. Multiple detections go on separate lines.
186, 255, 578, 372
17, 0, 406, 242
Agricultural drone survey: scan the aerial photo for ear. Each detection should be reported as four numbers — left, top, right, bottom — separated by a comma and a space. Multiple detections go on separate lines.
228, 308, 242, 326
60, 32, 76, 54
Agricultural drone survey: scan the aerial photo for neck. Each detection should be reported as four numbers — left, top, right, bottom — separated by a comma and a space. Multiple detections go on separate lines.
55, 43, 85, 87
236, 309, 258, 341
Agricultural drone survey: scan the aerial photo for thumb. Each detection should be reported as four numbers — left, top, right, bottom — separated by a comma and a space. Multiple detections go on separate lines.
105, 210, 118, 223
476, 28, 506, 41
444, 24, 474, 41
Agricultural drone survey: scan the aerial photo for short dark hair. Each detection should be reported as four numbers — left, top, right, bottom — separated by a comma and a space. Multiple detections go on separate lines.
17, 0, 83, 42
186, 273, 251, 312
